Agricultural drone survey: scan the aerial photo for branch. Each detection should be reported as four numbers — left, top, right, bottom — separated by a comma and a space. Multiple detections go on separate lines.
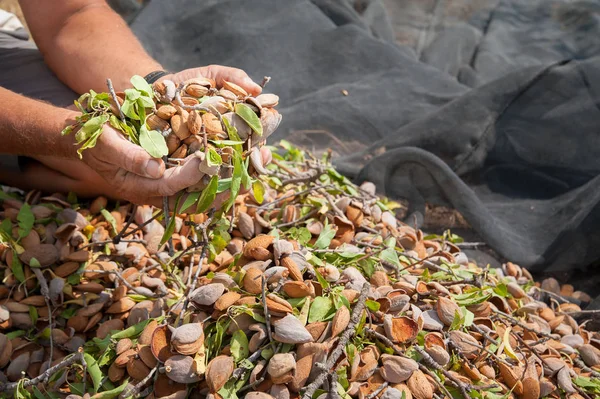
301, 282, 370, 399
107, 78, 125, 121
0, 350, 85, 392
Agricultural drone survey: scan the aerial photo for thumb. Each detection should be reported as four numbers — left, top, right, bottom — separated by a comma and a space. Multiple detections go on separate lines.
98, 127, 165, 179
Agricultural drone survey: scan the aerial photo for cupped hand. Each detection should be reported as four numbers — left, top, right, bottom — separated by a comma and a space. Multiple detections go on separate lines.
163, 65, 262, 96
74, 125, 204, 205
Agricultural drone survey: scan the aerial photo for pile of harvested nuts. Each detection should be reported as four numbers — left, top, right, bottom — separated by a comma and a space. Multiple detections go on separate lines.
0, 141, 599, 399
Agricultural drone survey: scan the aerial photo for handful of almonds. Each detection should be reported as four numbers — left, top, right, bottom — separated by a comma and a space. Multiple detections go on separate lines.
63, 75, 280, 212
0, 143, 599, 399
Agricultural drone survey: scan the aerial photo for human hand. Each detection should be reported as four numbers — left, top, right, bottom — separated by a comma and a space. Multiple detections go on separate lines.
163, 65, 262, 96
75, 124, 204, 205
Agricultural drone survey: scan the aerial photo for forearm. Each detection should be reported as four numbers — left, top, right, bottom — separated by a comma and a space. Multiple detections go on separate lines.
0, 87, 78, 158
19, 0, 162, 93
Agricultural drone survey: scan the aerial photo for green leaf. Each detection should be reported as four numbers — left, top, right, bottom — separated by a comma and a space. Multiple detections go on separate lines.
313, 267, 330, 290
224, 151, 243, 212
222, 117, 243, 154
100, 209, 118, 236
234, 103, 263, 136
210, 140, 245, 147
17, 203, 34, 239
161, 194, 183, 246
138, 94, 155, 109
11, 255, 25, 283
380, 247, 401, 269
124, 88, 141, 102
111, 318, 153, 339
314, 223, 335, 249
230, 330, 249, 362
365, 299, 380, 312
309, 296, 335, 323
252, 180, 265, 204
0, 218, 11, 237
463, 307, 475, 327
139, 125, 168, 158
29, 257, 41, 268
76, 114, 109, 142
120, 99, 138, 120
61, 125, 74, 136
217, 178, 232, 193
180, 191, 202, 213
89, 380, 129, 399
241, 157, 253, 190
286, 227, 312, 246
207, 148, 223, 166
76, 126, 104, 158
493, 283, 509, 298
452, 290, 492, 307
83, 353, 102, 393
196, 175, 219, 213
130, 75, 154, 96
29, 306, 38, 325
6, 330, 25, 339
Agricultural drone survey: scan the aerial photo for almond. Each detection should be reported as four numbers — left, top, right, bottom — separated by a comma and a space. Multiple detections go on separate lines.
214, 291, 242, 312
244, 235, 274, 258
272, 314, 314, 344
171, 114, 191, 140
407, 369, 433, 399
202, 113, 224, 135
206, 355, 234, 392
106, 297, 136, 314
436, 296, 461, 326
243, 268, 264, 295
147, 114, 169, 131
19, 244, 59, 267
187, 110, 203, 135
156, 104, 177, 120
283, 281, 312, 298
222, 80, 248, 97
384, 315, 419, 343
331, 306, 350, 337
281, 256, 302, 281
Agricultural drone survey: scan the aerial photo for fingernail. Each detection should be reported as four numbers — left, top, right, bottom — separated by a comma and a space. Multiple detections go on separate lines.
146, 160, 162, 178
244, 77, 259, 89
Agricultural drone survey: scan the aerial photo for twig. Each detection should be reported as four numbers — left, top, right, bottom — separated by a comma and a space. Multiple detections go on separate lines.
32, 268, 53, 371
260, 76, 271, 88
114, 203, 138, 244
238, 377, 265, 393
364, 329, 453, 399
413, 346, 470, 399
454, 242, 486, 248
78, 239, 146, 250
121, 211, 162, 238
0, 350, 85, 392
365, 382, 388, 399
162, 157, 174, 257
261, 275, 273, 343
493, 311, 554, 339
122, 365, 157, 398
106, 78, 125, 121
327, 371, 342, 399
83, 270, 160, 298
301, 282, 370, 399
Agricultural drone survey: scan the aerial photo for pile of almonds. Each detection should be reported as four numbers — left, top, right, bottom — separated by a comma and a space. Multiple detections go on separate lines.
0, 142, 598, 399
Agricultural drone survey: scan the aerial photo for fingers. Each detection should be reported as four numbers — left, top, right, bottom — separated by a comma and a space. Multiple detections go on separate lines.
117, 156, 203, 203
95, 127, 165, 179
183, 65, 262, 96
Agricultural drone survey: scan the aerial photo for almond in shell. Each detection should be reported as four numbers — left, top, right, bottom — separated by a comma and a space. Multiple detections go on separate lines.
206, 355, 234, 392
